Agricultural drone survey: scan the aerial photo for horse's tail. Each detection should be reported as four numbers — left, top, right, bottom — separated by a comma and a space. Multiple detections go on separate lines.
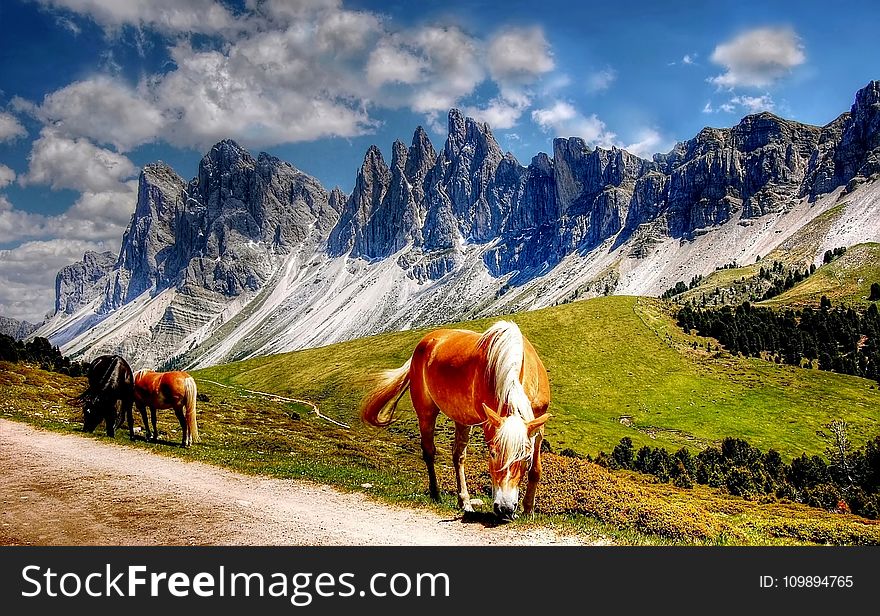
360, 358, 412, 428
183, 376, 199, 443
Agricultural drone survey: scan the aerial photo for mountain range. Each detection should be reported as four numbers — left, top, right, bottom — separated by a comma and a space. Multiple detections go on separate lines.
29, 81, 880, 369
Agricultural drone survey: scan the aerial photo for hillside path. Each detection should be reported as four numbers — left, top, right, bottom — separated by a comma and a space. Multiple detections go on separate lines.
0, 420, 601, 546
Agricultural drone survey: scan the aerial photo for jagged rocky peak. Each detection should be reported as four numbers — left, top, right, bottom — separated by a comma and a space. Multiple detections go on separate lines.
0, 315, 38, 340
56, 250, 116, 315
445, 108, 502, 161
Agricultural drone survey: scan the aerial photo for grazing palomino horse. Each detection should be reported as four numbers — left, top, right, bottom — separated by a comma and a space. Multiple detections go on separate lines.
361, 321, 551, 521
133, 370, 199, 447
75, 355, 135, 438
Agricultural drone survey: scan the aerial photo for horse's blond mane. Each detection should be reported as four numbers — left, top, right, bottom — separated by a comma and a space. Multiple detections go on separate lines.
479, 321, 535, 469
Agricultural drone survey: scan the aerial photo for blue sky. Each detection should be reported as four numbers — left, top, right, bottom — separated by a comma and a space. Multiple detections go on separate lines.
0, 0, 878, 322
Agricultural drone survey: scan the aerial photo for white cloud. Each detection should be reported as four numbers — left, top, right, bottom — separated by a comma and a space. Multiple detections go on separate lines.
0, 164, 15, 189
0, 195, 49, 243
0, 237, 115, 322
462, 98, 527, 130
731, 94, 775, 113
24, 3, 567, 146
22, 128, 137, 193
682, 53, 696, 65
0, 182, 137, 245
704, 94, 776, 115
366, 41, 426, 87
531, 101, 616, 146
33, 76, 164, 151
487, 27, 554, 83
35, 0, 236, 35
709, 27, 805, 88
0, 112, 27, 142
587, 67, 617, 93
624, 128, 667, 158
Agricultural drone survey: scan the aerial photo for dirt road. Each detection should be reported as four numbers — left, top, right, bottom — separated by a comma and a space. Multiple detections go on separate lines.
0, 420, 599, 546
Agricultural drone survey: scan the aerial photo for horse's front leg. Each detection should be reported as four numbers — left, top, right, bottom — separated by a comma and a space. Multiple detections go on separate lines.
523, 430, 544, 516
136, 402, 150, 440
122, 398, 135, 440
453, 423, 474, 512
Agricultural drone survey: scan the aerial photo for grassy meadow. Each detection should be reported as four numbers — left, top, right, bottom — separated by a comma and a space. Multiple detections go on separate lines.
4, 293, 880, 545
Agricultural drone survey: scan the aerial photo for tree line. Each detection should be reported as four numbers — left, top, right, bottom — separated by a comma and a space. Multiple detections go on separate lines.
0, 334, 87, 377
676, 300, 880, 382
595, 428, 880, 519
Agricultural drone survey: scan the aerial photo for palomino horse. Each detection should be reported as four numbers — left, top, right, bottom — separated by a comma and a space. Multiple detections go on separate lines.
132, 370, 199, 447
75, 354, 134, 438
361, 321, 551, 521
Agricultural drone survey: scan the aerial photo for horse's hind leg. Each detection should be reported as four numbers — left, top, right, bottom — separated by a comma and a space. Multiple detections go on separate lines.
453, 422, 474, 512
412, 396, 441, 501
173, 406, 188, 447
149, 406, 159, 442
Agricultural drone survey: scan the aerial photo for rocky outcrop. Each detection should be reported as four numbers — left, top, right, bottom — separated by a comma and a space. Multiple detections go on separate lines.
807, 80, 880, 196
55, 250, 116, 314
0, 316, 39, 340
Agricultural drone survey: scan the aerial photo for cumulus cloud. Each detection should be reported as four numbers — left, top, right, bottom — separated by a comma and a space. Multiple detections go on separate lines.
703, 94, 776, 115
366, 40, 427, 87
487, 27, 554, 83
21, 128, 137, 193
709, 27, 805, 88
682, 53, 697, 65
24, 2, 566, 150
0, 195, 49, 244
35, 0, 236, 35
0, 237, 115, 322
730, 94, 775, 113
462, 98, 527, 130
32, 77, 164, 152
624, 128, 667, 158
0, 112, 27, 142
531, 101, 616, 146
0, 164, 15, 189
0, 182, 136, 246
587, 67, 617, 93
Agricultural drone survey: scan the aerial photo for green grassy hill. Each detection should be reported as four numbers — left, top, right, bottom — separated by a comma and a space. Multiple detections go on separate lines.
197, 295, 880, 459
759, 243, 880, 308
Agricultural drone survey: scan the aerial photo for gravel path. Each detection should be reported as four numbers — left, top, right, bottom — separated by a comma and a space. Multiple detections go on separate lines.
0, 419, 600, 546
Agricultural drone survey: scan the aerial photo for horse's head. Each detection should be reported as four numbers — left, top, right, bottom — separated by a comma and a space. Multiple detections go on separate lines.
81, 400, 103, 433
481, 403, 550, 521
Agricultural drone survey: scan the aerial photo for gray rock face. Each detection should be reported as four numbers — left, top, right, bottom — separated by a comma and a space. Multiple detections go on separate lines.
807, 80, 880, 195
49, 81, 880, 367
327, 83, 880, 279
103, 140, 337, 315
55, 250, 116, 314
0, 315, 39, 340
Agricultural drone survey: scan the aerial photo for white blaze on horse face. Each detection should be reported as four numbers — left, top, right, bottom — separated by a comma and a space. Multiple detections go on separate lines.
486, 415, 534, 518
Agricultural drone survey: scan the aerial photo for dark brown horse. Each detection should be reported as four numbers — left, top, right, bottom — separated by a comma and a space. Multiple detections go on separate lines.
361, 320, 551, 521
132, 370, 199, 447
74, 355, 135, 438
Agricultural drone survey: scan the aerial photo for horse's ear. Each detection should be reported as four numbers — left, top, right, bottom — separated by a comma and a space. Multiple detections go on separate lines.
526, 413, 551, 437
481, 403, 503, 428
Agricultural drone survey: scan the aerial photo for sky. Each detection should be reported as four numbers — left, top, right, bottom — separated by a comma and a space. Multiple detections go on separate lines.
0, 0, 878, 322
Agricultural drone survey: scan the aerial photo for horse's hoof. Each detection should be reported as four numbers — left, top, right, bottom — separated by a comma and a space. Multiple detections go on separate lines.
468, 498, 484, 508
